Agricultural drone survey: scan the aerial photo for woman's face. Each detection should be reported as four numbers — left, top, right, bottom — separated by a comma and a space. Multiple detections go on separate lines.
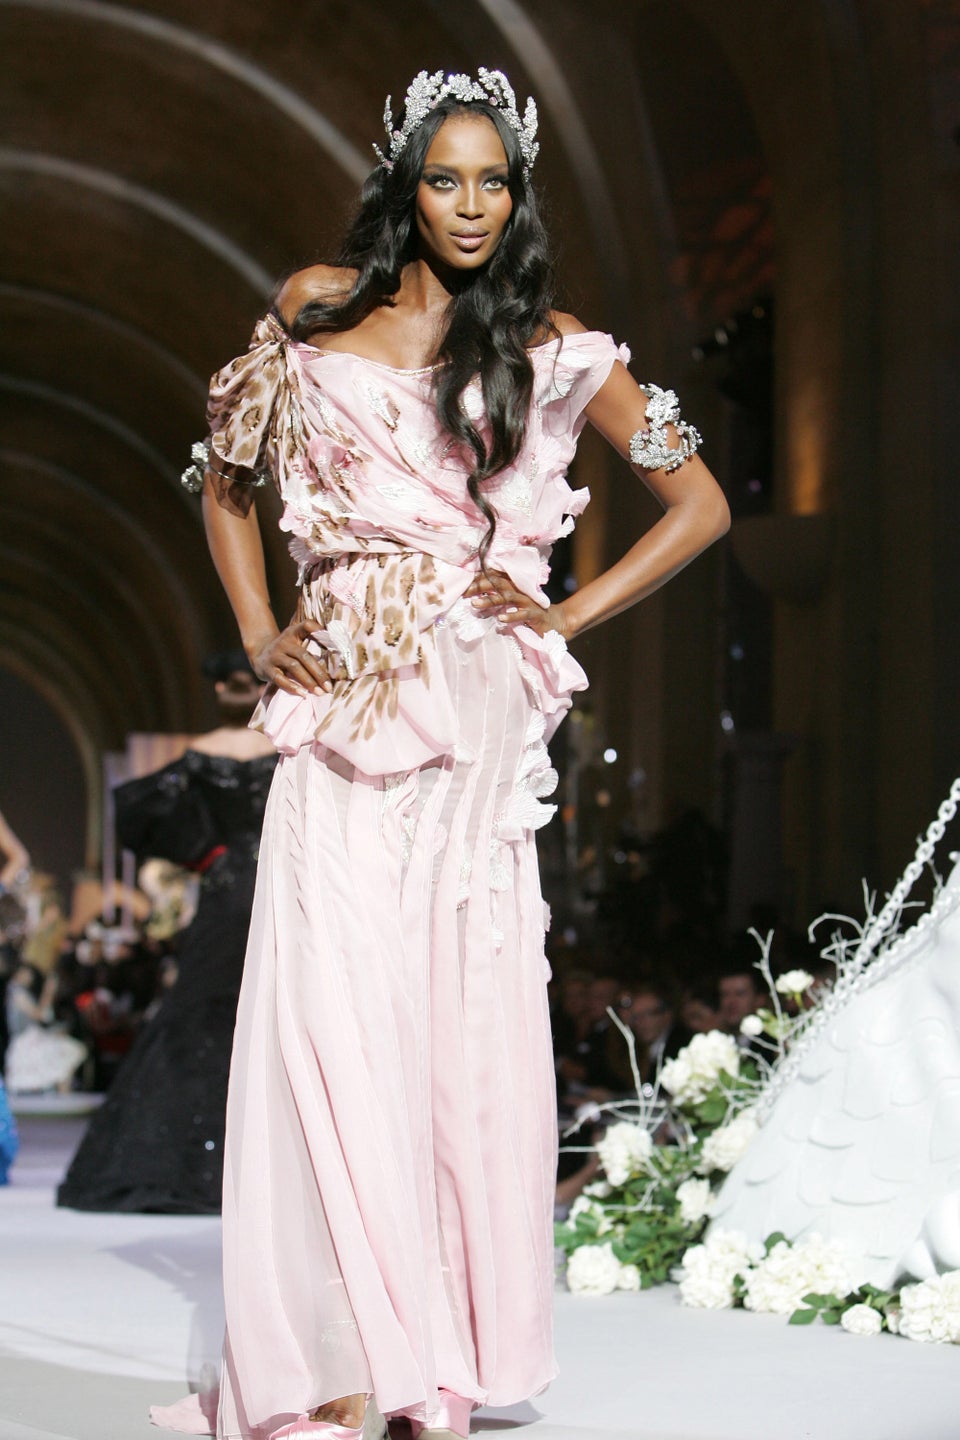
416, 113, 513, 271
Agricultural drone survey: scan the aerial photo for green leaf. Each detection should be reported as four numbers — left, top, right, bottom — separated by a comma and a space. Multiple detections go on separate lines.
695, 1096, 727, 1126
821, 1310, 842, 1326
763, 1231, 789, 1254
860, 1286, 895, 1308
788, 1307, 819, 1325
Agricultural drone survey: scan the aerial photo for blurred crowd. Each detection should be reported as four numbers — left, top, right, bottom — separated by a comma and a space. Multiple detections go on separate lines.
545, 805, 830, 1207
0, 873, 183, 1100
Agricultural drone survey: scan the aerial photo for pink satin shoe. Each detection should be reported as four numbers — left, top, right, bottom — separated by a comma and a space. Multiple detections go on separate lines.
270, 1422, 361, 1440
408, 1390, 473, 1440
269, 1397, 385, 1440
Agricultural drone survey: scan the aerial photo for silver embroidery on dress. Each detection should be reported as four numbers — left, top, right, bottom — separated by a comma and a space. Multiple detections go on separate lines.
365, 385, 400, 430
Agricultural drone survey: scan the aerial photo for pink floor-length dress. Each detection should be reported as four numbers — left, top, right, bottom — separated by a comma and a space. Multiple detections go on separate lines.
164, 317, 628, 1439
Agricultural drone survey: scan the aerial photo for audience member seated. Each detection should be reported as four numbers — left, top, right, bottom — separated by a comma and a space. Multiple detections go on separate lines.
679, 982, 722, 1035
622, 982, 695, 1084
557, 973, 631, 1107
549, 967, 595, 1065
717, 966, 768, 1037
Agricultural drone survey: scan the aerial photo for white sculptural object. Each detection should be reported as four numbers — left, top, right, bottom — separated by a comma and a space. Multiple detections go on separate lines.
712, 785, 960, 1288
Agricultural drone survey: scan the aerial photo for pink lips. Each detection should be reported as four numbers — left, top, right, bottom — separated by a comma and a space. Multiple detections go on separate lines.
451, 232, 488, 251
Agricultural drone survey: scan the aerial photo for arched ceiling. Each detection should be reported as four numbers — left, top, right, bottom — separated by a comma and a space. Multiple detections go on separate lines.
3, 0, 645, 763
7, 0, 883, 887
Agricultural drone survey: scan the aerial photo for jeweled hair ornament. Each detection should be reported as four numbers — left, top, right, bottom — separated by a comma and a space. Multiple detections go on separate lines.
374, 67, 540, 180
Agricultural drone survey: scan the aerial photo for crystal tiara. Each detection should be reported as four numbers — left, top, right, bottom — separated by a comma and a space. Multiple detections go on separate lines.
373, 67, 539, 180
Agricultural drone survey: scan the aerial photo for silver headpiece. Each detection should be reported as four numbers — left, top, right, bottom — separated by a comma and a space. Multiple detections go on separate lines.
373, 67, 540, 180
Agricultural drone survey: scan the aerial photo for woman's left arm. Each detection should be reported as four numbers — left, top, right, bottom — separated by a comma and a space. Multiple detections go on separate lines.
470, 360, 730, 638
557, 361, 729, 639
0, 807, 29, 889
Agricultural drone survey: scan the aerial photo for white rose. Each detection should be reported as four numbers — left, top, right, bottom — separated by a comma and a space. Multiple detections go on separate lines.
565, 1242, 623, 1296
596, 1121, 653, 1187
775, 969, 815, 995
797, 1233, 858, 1300
660, 1031, 740, 1105
582, 1180, 612, 1199
678, 1229, 757, 1310
704, 1228, 762, 1267
677, 1245, 736, 1309
658, 1051, 693, 1099
743, 1234, 855, 1316
568, 1196, 613, 1235
886, 1308, 901, 1335
676, 1177, 714, 1225
699, 1110, 759, 1174
898, 1271, 960, 1344
740, 1013, 765, 1037
617, 1264, 642, 1291
840, 1303, 883, 1336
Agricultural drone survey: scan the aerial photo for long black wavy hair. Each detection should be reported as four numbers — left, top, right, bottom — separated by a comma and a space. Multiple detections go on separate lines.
285, 96, 557, 565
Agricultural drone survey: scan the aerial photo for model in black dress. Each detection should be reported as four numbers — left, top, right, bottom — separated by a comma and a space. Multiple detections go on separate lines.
58, 669, 276, 1213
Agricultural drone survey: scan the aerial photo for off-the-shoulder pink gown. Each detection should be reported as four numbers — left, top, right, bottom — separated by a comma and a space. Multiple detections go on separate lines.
153, 317, 628, 1438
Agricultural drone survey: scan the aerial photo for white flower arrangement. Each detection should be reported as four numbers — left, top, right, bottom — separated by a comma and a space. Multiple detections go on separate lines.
566, 1195, 614, 1234
676, 1177, 714, 1225
556, 1012, 762, 1290
742, 1234, 856, 1315
698, 1110, 759, 1174
566, 1241, 636, 1296
775, 969, 815, 996
898, 1271, 960, 1343
595, 1121, 653, 1186
677, 1228, 960, 1346
557, 780, 960, 1350
677, 1229, 760, 1310
841, 1303, 883, 1336
659, 1030, 741, 1107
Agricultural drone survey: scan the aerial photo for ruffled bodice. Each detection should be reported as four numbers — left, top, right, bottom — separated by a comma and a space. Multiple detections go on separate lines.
205, 315, 629, 776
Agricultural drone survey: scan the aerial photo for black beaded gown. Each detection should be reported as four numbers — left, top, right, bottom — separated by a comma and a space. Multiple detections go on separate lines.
57, 748, 277, 1214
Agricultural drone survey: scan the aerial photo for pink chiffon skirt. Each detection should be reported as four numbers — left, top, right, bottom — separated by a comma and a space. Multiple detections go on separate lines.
215, 616, 561, 1438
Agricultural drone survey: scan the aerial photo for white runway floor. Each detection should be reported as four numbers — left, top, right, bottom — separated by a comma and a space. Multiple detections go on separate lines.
2, 1113, 958, 1440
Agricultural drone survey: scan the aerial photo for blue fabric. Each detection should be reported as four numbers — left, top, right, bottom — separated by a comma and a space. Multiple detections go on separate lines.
0, 1077, 18, 1183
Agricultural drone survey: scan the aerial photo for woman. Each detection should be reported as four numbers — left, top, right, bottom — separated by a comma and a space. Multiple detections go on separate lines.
57, 655, 276, 1214
0, 806, 29, 891
161, 69, 728, 1440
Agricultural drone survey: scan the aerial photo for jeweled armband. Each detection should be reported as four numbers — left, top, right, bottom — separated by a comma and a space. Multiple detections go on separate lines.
180, 438, 270, 493
628, 385, 702, 473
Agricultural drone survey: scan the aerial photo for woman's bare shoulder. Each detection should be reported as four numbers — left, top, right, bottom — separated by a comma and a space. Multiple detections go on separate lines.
549, 310, 592, 337
274, 264, 357, 327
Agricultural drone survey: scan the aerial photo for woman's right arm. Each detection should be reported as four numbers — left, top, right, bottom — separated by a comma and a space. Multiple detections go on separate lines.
202, 471, 331, 695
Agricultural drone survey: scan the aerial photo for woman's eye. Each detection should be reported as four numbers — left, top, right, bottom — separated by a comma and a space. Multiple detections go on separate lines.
426, 175, 455, 189
484, 177, 507, 190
